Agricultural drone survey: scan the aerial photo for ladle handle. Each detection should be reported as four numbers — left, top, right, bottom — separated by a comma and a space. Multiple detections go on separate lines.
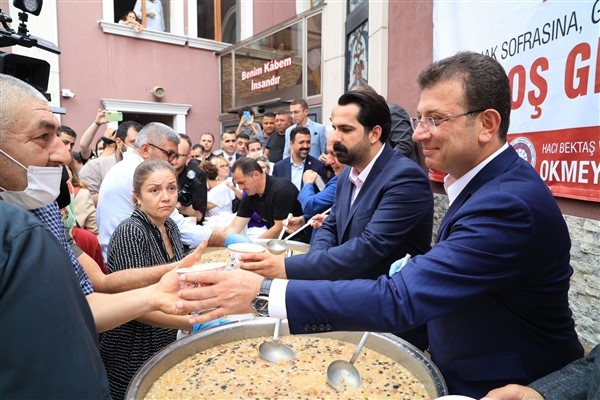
278, 213, 292, 240
273, 318, 282, 342
285, 207, 332, 241
349, 332, 370, 365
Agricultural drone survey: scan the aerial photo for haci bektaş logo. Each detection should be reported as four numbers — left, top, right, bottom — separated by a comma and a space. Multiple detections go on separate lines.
510, 137, 537, 168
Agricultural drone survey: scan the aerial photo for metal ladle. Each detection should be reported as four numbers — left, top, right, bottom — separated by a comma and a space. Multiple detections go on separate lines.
326, 332, 370, 390
266, 208, 332, 254
266, 213, 292, 255
258, 318, 295, 363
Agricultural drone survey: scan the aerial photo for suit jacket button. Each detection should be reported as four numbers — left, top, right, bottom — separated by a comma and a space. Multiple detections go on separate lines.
325, 324, 332, 331
311, 324, 318, 332
304, 324, 311, 332
319, 324, 325, 331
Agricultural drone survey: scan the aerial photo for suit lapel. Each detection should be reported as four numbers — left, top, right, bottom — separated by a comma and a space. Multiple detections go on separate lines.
435, 146, 518, 242
339, 145, 392, 237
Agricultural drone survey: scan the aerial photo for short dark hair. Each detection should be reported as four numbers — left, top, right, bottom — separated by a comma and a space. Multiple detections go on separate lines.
290, 99, 308, 109
191, 143, 203, 151
200, 132, 214, 140
116, 121, 143, 141
417, 51, 511, 140
221, 130, 236, 139
231, 157, 263, 176
236, 132, 250, 140
263, 112, 276, 119
290, 126, 311, 143
338, 87, 391, 143
247, 137, 262, 147
178, 133, 192, 147
58, 125, 77, 138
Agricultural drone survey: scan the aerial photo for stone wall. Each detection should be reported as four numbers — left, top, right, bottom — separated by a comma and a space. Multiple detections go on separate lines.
432, 194, 599, 350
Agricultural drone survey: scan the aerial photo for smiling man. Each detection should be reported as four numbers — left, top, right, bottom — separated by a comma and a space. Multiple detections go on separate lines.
176, 52, 583, 398
272, 126, 328, 191
283, 99, 327, 159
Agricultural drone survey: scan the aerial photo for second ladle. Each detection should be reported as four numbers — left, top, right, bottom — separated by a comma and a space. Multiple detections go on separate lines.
258, 319, 295, 363
326, 332, 370, 390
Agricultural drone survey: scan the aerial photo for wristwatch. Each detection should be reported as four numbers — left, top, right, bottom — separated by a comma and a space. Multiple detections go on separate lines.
251, 278, 272, 317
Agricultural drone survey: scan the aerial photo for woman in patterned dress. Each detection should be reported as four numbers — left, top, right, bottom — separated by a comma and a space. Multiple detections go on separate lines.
100, 159, 192, 399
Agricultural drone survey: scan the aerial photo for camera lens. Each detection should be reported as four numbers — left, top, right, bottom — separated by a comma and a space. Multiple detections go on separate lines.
178, 191, 193, 207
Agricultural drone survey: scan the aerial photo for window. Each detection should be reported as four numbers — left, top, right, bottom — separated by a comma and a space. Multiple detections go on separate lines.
219, 9, 322, 113
196, 0, 238, 43
102, 0, 241, 48
113, 0, 170, 33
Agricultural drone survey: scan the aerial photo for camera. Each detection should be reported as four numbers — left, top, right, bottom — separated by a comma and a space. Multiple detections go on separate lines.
1, 1, 61, 101
178, 170, 196, 207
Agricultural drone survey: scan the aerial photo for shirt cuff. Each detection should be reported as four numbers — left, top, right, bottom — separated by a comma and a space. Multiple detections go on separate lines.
268, 279, 289, 319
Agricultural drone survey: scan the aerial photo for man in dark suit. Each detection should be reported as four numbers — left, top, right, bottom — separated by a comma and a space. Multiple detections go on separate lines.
240, 88, 433, 282
388, 102, 420, 164
272, 126, 328, 191
179, 52, 583, 398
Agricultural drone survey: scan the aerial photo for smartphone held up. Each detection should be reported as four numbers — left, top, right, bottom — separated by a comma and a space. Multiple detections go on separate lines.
105, 111, 123, 122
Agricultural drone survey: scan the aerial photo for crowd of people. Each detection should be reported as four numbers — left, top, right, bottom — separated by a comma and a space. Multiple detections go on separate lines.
1, 50, 597, 400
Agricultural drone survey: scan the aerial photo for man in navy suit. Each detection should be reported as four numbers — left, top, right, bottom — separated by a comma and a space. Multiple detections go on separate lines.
240, 88, 433, 283
179, 52, 584, 398
272, 126, 328, 191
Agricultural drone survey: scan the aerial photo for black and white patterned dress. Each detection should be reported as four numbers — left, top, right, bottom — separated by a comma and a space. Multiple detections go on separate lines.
100, 209, 185, 400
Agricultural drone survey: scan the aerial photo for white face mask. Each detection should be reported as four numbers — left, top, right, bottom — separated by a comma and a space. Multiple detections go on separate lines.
0, 150, 63, 210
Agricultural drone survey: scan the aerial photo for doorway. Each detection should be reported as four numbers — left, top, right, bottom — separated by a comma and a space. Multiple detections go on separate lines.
122, 112, 173, 128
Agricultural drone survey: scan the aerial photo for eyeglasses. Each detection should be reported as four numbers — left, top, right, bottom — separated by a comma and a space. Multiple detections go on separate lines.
410, 109, 485, 132
148, 143, 179, 162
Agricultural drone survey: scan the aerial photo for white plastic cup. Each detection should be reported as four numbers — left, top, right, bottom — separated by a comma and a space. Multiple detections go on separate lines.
184, 216, 197, 225
227, 243, 265, 269
176, 262, 228, 289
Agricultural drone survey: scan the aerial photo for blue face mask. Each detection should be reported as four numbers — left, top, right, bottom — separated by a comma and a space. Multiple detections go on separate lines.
0, 150, 62, 210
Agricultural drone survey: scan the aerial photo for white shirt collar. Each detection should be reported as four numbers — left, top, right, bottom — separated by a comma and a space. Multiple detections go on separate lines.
444, 143, 509, 206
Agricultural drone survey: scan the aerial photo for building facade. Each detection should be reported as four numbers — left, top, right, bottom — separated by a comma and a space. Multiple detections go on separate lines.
2, 0, 598, 349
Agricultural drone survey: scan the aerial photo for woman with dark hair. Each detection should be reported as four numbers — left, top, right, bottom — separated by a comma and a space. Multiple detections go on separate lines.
119, 10, 142, 32
100, 159, 192, 400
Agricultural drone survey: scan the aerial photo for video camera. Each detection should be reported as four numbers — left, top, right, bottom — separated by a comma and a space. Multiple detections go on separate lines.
0, 0, 60, 101
178, 170, 197, 207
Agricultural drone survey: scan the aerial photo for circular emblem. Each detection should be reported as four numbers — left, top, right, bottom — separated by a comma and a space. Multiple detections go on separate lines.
510, 137, 536, 168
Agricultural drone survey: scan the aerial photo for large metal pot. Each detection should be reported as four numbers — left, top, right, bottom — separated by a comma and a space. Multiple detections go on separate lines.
126, 318, 447, 399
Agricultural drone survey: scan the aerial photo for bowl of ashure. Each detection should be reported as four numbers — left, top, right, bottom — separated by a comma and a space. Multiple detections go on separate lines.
126, 318, 447, 399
